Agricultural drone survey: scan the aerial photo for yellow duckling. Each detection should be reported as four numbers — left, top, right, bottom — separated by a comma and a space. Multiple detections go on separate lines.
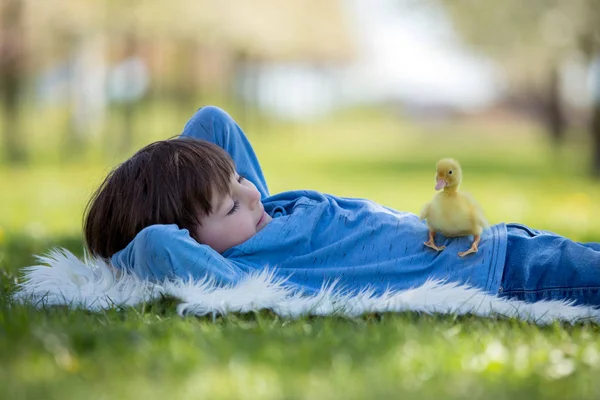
420, 158, 489, 257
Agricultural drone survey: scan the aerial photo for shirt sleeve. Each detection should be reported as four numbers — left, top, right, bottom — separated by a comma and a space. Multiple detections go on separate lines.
180, 106, 270, 199
110, 224, 244, 285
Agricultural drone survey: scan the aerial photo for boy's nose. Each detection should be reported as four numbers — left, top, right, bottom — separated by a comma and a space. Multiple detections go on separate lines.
245, 186, 260, 210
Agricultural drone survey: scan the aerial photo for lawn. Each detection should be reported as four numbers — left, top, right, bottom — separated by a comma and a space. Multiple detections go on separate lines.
1, 105, 600, 399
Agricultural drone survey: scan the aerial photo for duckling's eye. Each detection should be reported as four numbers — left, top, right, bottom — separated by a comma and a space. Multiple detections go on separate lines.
448, 170, 453, 175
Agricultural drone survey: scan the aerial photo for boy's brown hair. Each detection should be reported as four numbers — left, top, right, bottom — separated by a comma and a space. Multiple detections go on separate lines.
84, 137, 235, 259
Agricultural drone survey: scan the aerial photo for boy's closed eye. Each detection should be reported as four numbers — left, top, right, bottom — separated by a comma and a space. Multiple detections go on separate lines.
227, 199, 239, 215
226, 175, 246, 215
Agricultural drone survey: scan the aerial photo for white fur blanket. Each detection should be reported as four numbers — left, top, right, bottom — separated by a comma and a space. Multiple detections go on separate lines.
12, 248, 600, 325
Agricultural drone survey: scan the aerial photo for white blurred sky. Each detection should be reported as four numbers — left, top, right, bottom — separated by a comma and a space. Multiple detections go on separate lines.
345, 0, 500, 107
257, 0, 502, 119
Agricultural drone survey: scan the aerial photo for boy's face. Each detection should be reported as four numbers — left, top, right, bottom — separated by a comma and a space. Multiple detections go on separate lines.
196, 173, 272, 253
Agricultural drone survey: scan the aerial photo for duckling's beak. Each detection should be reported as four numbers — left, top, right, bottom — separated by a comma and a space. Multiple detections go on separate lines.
435, 178, 446, 191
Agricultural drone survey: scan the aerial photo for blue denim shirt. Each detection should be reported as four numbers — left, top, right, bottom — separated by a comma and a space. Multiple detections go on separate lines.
112, 190, 507, 295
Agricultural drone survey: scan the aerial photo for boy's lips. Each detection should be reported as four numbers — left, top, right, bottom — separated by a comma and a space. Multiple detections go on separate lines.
256, 210, 266, 228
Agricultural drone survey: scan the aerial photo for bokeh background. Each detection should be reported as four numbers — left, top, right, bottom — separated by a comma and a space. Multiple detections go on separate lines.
3, 1, 600, 399
1, 0, 600, 253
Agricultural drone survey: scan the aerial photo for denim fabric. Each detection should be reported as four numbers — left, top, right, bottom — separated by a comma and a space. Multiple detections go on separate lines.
113, 105, 600, 307
111, 105, 508, 296
111, 224, 245, 285
501, 223, 600, 306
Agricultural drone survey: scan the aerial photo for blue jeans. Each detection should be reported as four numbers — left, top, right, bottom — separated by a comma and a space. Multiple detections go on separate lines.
501, 223, 600, 307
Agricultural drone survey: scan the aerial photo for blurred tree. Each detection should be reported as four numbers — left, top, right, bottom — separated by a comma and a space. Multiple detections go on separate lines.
221, 0, 354, 124
109, 33, 148, 154
432, 0, 600, 175
24, 0, 108, 158
546, 65, 566, 149
11, 0, 354, 156
0, 0, 26, 163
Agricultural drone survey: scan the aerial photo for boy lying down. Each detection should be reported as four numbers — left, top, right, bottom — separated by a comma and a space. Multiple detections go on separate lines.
84, 106, 600, 306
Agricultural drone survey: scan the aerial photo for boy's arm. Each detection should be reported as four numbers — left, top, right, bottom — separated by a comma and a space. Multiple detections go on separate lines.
111, 224, 244, 285
180, 106, 270, 199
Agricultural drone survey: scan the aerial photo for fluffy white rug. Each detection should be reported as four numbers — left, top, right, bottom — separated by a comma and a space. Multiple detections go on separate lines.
12, 248, 600, 325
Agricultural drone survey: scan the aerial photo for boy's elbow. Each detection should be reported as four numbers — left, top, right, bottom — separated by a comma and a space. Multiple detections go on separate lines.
195, 105, 228, 120
181, 105, 235, 144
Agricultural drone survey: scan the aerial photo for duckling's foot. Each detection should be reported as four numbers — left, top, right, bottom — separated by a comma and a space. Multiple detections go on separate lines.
424, 240, 446, 252
458, 246, 478, 257
458, 235, 481, 257
424, 231, 445, 251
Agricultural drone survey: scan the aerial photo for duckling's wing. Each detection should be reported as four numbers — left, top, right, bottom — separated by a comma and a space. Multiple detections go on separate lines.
473, 205, 490, 229
419, 202, 430, 220
462, 192, 490, 229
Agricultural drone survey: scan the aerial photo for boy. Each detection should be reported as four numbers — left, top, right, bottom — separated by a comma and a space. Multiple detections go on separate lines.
84, 106, 600, 306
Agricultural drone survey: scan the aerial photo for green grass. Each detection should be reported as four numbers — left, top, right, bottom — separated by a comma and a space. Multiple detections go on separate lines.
2, 105, 600, 399
2, 302, 600, 400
